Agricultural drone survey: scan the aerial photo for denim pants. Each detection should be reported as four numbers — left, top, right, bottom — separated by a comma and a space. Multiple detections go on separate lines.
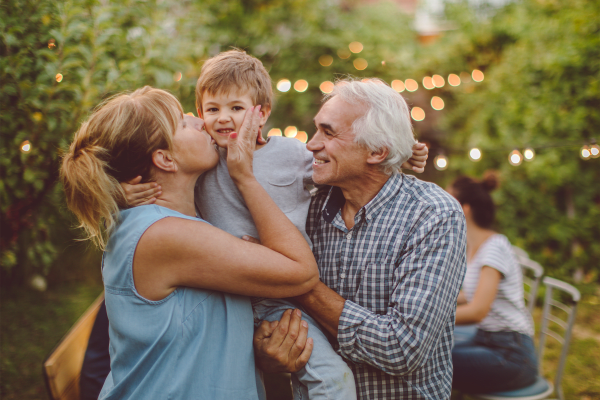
253, 299, 357, 400
452, 329, 538, 393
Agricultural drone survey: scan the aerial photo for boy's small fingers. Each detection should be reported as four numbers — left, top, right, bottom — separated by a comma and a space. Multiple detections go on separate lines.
139, 197, 157, 206
126, 175, 143, 185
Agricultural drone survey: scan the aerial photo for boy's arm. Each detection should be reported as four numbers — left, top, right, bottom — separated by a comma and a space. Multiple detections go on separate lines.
401, 142, 428, 173
121, 176, 161, 207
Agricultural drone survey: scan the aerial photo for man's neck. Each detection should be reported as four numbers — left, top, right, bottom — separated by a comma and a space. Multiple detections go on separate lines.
339, 171, 392, 229
153, 173, 198, 217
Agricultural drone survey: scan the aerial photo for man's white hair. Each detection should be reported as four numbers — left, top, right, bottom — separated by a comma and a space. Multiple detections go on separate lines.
324, 78, 416, 175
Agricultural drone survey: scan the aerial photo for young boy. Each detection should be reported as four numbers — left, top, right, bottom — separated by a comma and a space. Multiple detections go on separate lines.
125, 50, 428, 399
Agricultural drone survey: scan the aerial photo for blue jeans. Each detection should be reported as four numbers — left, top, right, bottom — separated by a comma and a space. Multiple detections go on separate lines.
452, 329, 538, 394
253, 299, 357, 400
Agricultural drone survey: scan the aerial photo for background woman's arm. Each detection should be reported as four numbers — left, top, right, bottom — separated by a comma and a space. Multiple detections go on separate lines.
455, 266, 501, 325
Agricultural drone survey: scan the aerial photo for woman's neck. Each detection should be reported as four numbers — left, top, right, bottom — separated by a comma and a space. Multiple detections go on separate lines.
153, 173, 199, 217
466, 221, 496, 262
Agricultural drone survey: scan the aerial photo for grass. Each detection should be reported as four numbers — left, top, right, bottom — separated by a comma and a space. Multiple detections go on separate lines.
1, 281, 599, 399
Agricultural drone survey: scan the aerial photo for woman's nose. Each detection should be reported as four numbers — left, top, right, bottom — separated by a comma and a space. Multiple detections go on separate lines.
192, 117, 205, 131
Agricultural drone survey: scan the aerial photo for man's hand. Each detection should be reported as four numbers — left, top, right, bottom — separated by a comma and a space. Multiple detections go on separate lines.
120, 176, 161, 207
253, 309, 313, 373
402, 142, 429, 173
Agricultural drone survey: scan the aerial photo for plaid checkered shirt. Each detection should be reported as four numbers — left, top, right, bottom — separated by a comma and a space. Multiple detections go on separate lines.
307, 173, 467, 400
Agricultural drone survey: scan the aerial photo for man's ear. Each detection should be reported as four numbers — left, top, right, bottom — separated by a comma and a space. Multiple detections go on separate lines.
366, 147, 389, 166
152, 149, 177, 172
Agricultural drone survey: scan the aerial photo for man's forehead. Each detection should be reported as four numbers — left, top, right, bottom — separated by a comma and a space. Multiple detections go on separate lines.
315, 96, 366, 127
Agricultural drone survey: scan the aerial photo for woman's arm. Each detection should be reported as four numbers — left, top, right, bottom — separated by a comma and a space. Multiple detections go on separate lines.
455, 266, 501, 325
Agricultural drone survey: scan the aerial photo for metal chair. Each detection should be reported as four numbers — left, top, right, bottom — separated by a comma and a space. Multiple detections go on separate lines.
513, 246, 544, 313
473, 277, 580, 400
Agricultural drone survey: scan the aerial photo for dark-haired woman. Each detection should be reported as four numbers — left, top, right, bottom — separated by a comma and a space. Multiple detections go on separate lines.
448, 173, 538, 394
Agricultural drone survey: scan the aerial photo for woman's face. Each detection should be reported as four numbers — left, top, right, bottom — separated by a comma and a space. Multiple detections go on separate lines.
172, 114, 219, 175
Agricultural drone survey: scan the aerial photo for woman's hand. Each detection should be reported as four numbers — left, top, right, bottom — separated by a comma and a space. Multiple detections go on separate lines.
402, 142, 429, 173
226, 105, 263, 185
120, 176, 161, 206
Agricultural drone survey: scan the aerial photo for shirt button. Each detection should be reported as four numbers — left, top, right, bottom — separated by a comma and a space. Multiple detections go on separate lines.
346, 232, 352, 240
340, 273, 346, 279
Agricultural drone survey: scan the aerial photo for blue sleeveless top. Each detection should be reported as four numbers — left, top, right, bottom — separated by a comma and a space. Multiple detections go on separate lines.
99, 205, 265, 400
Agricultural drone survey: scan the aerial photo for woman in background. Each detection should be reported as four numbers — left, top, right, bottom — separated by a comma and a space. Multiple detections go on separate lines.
448, 172, 538, 394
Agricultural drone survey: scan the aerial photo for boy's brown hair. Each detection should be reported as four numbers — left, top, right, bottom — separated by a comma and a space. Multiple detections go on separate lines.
195, 49, 273, 112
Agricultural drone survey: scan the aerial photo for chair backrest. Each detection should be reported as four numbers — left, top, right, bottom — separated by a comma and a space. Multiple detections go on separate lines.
43, 293, 105, 400
512, 246, 544, 313
537, 277, 580, 400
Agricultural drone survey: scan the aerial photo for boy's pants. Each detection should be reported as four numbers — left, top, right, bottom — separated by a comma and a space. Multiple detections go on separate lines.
253, 299, 357, 400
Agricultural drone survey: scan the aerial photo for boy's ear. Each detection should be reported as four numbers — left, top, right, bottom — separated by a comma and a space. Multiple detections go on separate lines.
259, 106, 271, 127
152, 149, 177, 172
196, 107, 203, 118
366, 147, 389, 166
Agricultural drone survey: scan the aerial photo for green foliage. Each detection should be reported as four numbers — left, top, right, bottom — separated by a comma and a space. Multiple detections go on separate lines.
412, 0, 600, 279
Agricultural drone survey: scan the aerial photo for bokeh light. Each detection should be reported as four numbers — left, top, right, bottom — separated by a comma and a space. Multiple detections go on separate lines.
20, 140, 31, 153
277, 79, 291, 92
294, 79, 309, 92
174, 72, 182, 82
349, 42, 363, 53
337, 49, 351, 59
319, 55, 333, 67
524, 147, 535, 161
509, 149, 523, 166
55, 73, 63, 82
295, 131, 308, 143
32, 112, 42, 122
448, 74, 460, 86
469, 148, 482, 161
268, 128, 282, 137
431, 96, 444, 110
434, 154, 448, 171
353, 58, 368, 70
422, 76, 434, 90
472, 69, 484, 82
48, 39, 56, 49
405, 79, 418, 92
186, 112, 195, 117
590, 144, 600, 158
411, 107, 425, 121
580, 145, 591, 160
391, 80, 405, 92
320, 81, 334, 93
432, 74, 445, 88
284, 126, 298, 138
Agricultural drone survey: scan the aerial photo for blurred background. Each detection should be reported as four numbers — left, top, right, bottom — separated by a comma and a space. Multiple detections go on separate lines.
1, 0, 599, 398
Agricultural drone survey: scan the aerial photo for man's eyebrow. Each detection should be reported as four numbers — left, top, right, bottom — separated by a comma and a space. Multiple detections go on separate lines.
314, 120, 336, 133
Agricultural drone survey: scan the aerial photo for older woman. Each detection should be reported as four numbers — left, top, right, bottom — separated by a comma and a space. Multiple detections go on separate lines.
61, 86, 319, 400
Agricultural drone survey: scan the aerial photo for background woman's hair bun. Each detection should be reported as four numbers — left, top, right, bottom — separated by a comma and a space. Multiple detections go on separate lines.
481, 170, 500, 192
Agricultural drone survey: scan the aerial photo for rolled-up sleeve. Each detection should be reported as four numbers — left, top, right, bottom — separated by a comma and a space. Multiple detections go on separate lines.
337, 210, 466, 376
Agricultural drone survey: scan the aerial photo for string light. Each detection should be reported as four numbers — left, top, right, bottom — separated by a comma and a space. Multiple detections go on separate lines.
284, 126, 298, 138
422, 76, 434, 90
267, 128, 282, 137
353, 58, 368, 70
294, 80, 309, 92
405, 79, 418, 92
590, 143, 600, 158
469, 148, 482, 161
391, 80, 405, 92
580, 145, 591, 160
411, 107, 425, 121
509, 149, 523, 166
48, 39, 56, 49
448, 74, 460, 86
337, 49, 351, 59
319, 55, 333, 67
295, 131, 308, 143
20, 140, 32, 153
472, 70, 484, 82
349, 42, 363, 53
276, 79, 291, 92
524, 147, 535, 161
431, 96, 444, 110
320, 81, 334, 94
55, 73, 63, 82
174, 72, 182, 82
432, 74, 445, 88
434, 154, 448, 170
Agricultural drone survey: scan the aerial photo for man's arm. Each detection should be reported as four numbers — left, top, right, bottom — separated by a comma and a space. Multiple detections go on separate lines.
294, 281, 345, 337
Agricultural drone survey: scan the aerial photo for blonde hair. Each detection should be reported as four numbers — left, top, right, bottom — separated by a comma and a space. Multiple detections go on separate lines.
60, 86, 182, 249
195, 49, 273, 112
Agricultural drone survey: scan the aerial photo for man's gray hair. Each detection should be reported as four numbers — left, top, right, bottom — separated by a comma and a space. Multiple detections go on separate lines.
324, 78, 416, 175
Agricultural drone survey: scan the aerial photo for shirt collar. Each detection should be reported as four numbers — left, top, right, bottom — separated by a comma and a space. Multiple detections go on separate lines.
321, 173, 405, 224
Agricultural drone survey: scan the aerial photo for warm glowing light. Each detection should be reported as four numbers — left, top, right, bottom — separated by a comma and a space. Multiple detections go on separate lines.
431, 96, 444, 110
524, 147, 535, 161
20, 140, 31, 153
284, 126, 298, 138
268, 128, 282, 137
277, 79, 291, 92
411, 107, 425, 121
391, 80, 405, 92
434, 155, 448, 171
349, 41, 363, 53
319, 55, 333, 67
432, 74, 445, 88
294, 80, 309, 92
405, 79, 418, 92
460, 72, 471, 83
381, 61, 386, 66
48, 39, 56, 49
353, 58, 368, 70
337, 49, 351, 59
590, 144, 600, 158
448, 74, 460, 86
32, 112, 42, 122
295, 131, 308, 143
320, 81, 334, 93
174, 72, 182, 82
580, 145, 591, 160
55, 73, 63, 82
469, 148, 482, 161
509, 149, 523, 166
422, 76, 434, 90
472, 69, 484, 82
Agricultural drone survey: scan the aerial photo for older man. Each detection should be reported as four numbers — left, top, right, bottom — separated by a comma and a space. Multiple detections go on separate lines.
254, 79, 467, 399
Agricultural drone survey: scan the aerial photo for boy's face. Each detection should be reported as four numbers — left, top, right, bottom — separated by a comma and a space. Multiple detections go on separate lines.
199, 90, 270, 149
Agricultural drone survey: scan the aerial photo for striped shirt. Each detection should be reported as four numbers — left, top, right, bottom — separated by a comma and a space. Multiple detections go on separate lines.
462, 234, 534, 336
307, 173, 467, 400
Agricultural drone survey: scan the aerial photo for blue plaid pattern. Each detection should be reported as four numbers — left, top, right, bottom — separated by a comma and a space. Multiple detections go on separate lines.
307, 173, 467, 400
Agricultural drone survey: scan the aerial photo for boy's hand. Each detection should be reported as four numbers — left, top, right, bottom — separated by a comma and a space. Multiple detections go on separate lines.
121, 176, 161, 207
402, 142, 428, 173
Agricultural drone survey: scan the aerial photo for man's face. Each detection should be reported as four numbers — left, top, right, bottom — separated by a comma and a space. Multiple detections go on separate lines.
307, 96, 372, 187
